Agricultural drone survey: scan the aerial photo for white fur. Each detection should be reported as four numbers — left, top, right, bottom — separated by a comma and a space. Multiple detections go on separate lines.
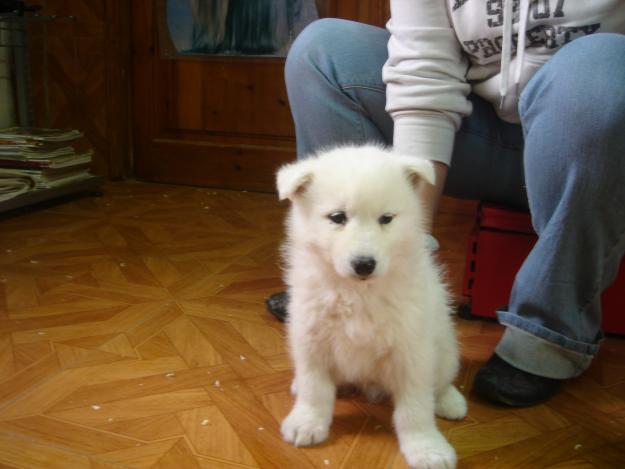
277, 145, 466, 469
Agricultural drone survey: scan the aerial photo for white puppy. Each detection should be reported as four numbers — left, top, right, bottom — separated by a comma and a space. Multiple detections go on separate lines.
276, 145, 467, 469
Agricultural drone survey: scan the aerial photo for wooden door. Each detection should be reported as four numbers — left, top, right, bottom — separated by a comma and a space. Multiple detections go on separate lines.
131, 0, 388, 192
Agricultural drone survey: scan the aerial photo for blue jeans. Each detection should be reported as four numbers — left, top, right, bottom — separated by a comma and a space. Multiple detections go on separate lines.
284, 19, 625, 379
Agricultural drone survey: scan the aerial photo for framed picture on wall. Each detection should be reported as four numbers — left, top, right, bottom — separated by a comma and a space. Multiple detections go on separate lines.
161, 0, 318, 58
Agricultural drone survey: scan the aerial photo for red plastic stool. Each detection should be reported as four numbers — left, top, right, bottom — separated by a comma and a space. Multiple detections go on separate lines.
461, 203, 625, 335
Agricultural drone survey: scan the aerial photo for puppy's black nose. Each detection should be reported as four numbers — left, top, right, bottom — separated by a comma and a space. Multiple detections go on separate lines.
352, 256, 376, 277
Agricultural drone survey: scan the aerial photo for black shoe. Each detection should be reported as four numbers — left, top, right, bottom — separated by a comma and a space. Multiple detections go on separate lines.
265, 291, 289, 322
473, 354, 563, 407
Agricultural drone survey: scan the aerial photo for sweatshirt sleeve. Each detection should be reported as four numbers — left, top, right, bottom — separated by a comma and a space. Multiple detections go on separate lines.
383, 0, 472, 165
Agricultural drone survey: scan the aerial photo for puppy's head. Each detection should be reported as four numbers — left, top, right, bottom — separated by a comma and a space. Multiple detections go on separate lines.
277, 145, 434, 281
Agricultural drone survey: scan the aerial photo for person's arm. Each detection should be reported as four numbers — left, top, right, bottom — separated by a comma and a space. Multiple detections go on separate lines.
383, 0, 471, 230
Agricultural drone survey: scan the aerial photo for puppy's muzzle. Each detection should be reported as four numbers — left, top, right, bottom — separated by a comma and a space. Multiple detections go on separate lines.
351, 256, 376, 278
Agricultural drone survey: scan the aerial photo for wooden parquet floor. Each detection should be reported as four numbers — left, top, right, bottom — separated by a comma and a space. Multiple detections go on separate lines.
0, 181, 624, 469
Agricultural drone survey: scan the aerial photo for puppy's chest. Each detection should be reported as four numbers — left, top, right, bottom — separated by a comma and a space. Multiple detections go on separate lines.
321, 295, 397, 374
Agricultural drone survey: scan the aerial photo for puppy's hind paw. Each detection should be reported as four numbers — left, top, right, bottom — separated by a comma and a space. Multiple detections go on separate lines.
435, 385, 467, 421
401, 434, 456, 469
363, 384, 387, 403
406, 451, 456, 469
281, 408, 330, 447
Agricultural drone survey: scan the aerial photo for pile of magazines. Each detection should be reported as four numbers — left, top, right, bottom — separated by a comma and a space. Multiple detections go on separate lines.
0, 127, 93, 202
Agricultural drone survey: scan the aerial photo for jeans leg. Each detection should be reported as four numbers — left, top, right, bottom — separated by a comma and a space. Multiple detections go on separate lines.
284, 18, 393, 159
496, 33, 625, 379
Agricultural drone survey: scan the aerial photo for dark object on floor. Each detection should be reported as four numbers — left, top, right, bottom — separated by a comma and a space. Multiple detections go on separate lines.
473, 354, 563, 407
265, 291, 289, 322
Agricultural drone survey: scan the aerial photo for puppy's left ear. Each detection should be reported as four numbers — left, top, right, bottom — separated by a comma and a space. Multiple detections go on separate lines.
399, 157, 436, 188
276, 160, 316, 201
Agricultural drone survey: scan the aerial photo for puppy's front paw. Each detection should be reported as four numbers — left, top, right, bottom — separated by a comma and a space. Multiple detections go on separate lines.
401, 433, 456, 469
281, 407, 330, 447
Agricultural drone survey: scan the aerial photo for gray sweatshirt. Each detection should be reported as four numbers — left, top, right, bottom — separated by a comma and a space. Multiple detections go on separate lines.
383, 0, 625, 165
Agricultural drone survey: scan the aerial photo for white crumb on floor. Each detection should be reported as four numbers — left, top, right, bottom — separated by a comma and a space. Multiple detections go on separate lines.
91, 405, 101, 411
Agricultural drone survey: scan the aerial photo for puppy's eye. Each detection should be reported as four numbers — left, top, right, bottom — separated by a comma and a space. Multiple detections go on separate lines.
379, 213, 394, 225
328, 211, 348, 225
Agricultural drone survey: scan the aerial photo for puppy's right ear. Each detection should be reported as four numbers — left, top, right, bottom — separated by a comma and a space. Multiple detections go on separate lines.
396, 156, 436, 188
276, 160, 315, 201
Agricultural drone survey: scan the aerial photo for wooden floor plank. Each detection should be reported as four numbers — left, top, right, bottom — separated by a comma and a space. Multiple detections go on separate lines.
459, 425, 608, 468
0, 415, 140, 453
163, 316, 223, 368
47, 388, 213, 427
0, 353, 60, 407
176, 405, 258, 466
207, 380, 316, 469
0, 431, 91, 468
97, 413, 185, 441
190, 316, 275, 378
95, 438, 180, 468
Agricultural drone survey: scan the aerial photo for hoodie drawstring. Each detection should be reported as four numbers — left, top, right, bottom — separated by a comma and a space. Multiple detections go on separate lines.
499, 0, 531, 109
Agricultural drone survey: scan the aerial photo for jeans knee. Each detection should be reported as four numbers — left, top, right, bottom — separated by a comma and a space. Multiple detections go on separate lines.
285, 18, 350, 88
521, 34, 625, 128
558, 32, 625, 63
526, 33, 625, 83
285, 18, 388, 92
521, 34, 625, 166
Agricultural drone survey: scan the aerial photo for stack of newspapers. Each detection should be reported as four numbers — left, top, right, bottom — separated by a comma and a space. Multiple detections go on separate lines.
0, 127, 93, 202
